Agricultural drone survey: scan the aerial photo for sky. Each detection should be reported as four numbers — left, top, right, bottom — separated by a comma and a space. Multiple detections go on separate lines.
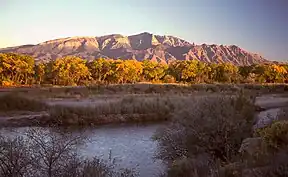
0, 0, 287, 61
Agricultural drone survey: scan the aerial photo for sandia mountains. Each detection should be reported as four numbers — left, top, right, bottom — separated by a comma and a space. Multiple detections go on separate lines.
0, 32, 269, 65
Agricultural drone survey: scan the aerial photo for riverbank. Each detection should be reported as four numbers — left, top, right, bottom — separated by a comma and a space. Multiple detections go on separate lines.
1, 83, 288, 98
0, 84, 288, 128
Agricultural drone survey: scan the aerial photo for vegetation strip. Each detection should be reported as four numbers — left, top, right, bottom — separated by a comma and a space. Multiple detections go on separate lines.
0, 53, 287, 86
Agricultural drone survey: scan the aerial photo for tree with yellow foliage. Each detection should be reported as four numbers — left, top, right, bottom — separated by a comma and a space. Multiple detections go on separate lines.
0, 53, 34, 86
142, 60, 167, 82
50, 56, 90, 85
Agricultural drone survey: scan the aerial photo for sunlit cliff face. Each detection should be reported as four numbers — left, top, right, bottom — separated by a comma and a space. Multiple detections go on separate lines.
0, 32, 268, 65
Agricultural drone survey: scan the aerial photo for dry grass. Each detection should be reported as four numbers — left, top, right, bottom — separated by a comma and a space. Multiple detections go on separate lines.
1, 83, 287, 100
0, 83, 286, 128
40, 95, 189, 126
240, 83, 288, 94
0, 93, 47, 112
0, 90, 255, 128
0, 93, 208, 127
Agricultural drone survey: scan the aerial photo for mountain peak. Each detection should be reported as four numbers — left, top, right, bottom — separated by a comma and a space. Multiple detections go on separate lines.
0, 33, 269, 65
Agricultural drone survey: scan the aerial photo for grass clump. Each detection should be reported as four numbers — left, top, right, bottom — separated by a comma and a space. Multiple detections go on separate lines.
0, 93, 47, 112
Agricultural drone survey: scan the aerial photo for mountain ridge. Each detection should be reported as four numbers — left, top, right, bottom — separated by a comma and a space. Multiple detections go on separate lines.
0, 32, 270, 65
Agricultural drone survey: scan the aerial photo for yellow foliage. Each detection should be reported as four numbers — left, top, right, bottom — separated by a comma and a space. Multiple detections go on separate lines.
271, 64, 287, 74
1, 80, 16, 86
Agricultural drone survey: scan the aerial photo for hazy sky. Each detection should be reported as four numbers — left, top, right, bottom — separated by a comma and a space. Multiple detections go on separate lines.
0, 0, 287, 61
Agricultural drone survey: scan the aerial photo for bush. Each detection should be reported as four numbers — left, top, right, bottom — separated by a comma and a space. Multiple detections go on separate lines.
240, 121, 288, 177
165, 155, 219, 177
257, 120, 288, 150
0, 136, 33, 177
154, 93, 256, 177
0, 128, 138, 177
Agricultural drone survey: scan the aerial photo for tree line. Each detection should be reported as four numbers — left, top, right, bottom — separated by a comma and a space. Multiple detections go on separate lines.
0, 53, 287, 86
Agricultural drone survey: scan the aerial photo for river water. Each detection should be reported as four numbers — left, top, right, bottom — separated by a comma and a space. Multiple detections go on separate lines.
0, 123, 166, 177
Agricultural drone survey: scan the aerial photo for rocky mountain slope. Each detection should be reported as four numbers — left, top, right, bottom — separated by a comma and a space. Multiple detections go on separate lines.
0, 32, 269, 65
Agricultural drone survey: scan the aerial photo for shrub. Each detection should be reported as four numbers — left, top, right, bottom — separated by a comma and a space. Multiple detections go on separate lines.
154, 93, 256, 176
241, 121, 288, 177
0, 128, 138, 177
155, 93, 255, 162
257, 120, 288, 150
165, 155, 220, 177
0, 136, 33, 177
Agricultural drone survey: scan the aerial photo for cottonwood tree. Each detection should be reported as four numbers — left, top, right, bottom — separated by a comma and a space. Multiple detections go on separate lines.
0, 53, 35, 86
141, 60, 167, 82
87, 58, 114, 84
50, 56, 91, 85
1, 53, 288, 86
34, 63, 46, 84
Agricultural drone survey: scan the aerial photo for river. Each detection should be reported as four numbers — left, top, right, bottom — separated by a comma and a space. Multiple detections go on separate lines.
0, 123, 166, 177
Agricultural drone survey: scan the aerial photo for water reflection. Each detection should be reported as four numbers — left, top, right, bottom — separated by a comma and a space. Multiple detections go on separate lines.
0, 123, 165, 177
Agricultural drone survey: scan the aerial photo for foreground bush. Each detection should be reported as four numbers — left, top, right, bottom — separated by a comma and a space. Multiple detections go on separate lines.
237, 120, 288, 177
211, 110, 288, 177
258, 120, 288, 149
154, 93, 256, 177
0, 128, 138, 177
